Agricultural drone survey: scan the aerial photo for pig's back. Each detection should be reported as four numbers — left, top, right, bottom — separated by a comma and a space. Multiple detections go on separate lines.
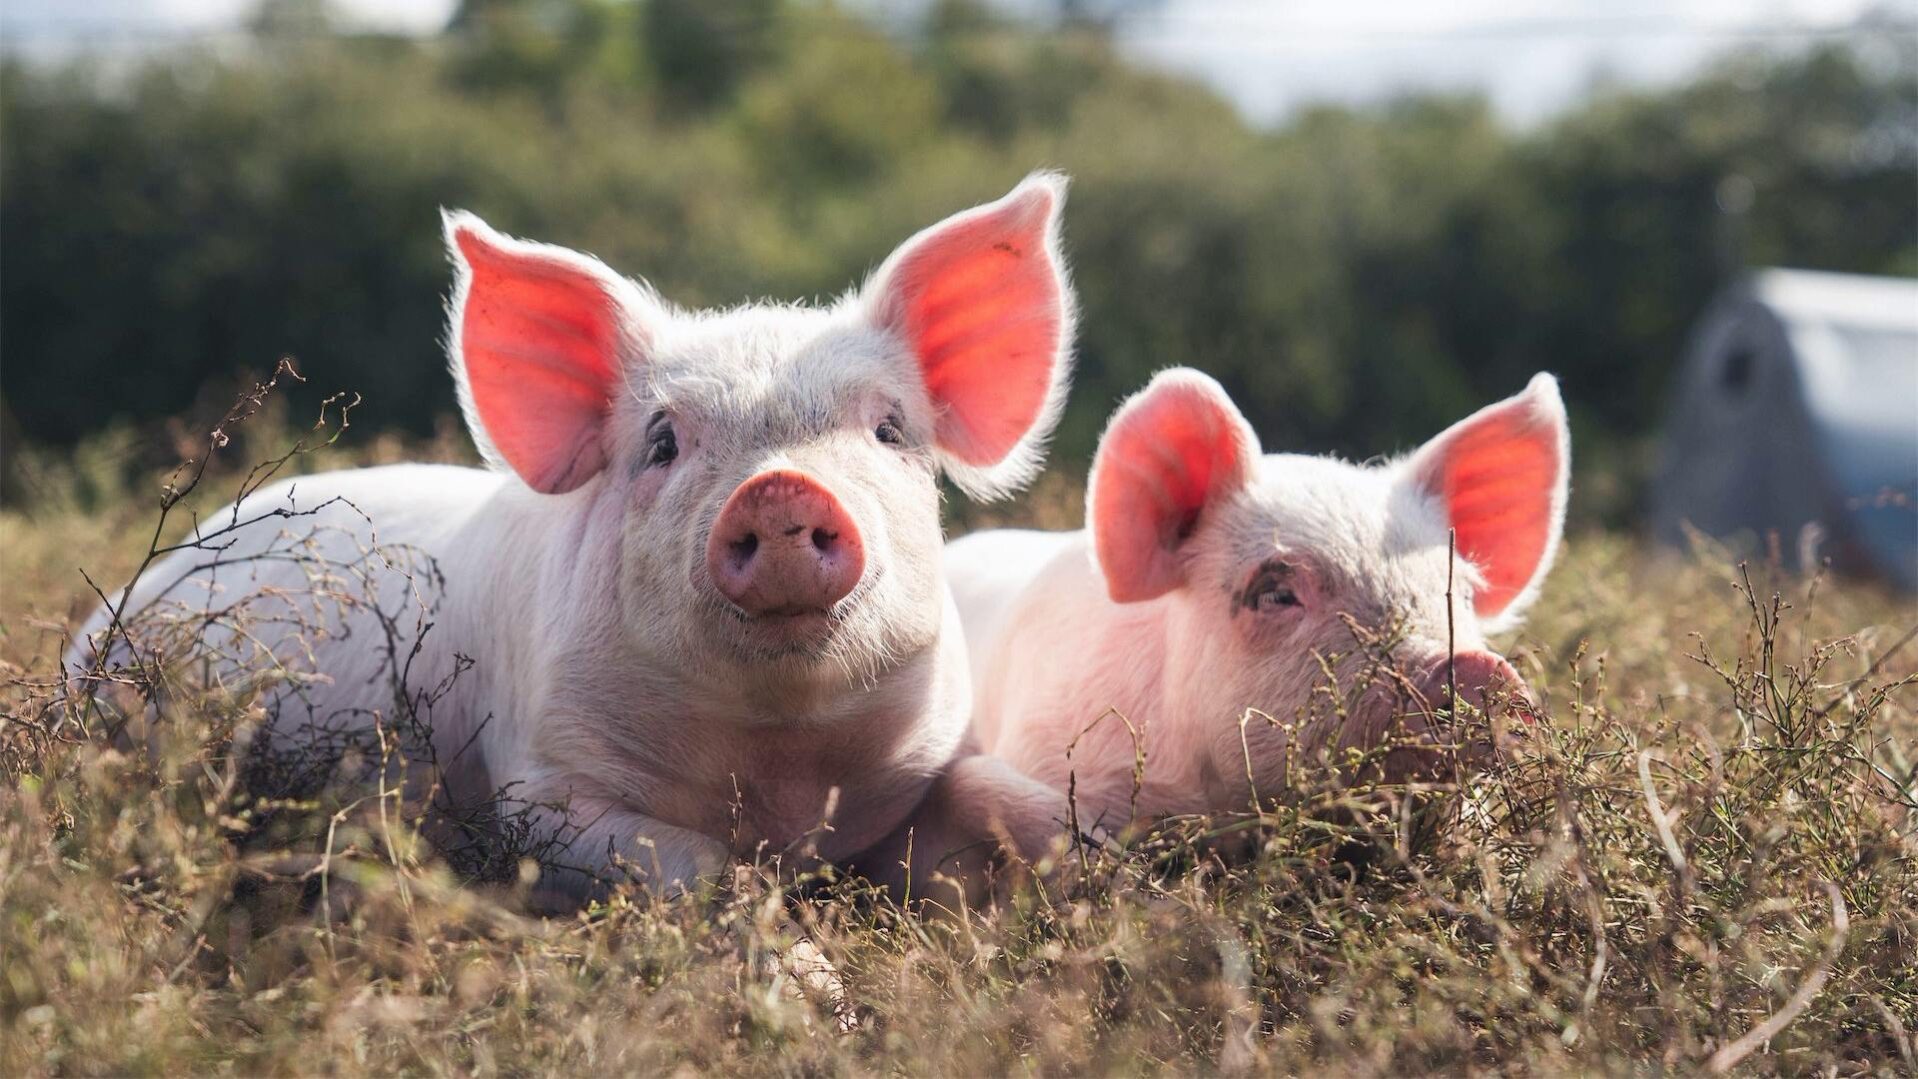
69, 463, 509, 724
943, 527, 1085, 686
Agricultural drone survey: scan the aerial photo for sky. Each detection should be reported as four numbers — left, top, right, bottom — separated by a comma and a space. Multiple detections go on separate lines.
1117, 0, 1903, 125
0, 0, 1904, 125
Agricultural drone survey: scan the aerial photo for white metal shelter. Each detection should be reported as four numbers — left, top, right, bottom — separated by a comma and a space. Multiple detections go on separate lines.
1650, 268, 1918, 590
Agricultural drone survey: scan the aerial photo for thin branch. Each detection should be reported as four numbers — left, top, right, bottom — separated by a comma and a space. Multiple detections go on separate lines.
1706, 882, 1850, 1074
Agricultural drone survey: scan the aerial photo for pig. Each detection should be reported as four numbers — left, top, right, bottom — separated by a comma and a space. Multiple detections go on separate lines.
69, 174, 1078, 905
934, 367, 1568, 865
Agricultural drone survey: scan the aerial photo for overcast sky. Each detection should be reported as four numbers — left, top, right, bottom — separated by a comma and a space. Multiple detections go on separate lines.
1120, 0, 1903, 124
0, 0, 1904, 125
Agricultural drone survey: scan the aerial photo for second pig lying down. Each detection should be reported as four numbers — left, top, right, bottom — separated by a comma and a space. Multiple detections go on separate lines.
932, 367, 1568, 872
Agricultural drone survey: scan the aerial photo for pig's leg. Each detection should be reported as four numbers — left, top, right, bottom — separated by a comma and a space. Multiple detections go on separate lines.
941, 754, 1082, 863
853, 754, 1083, 908
521, 799, 728, 912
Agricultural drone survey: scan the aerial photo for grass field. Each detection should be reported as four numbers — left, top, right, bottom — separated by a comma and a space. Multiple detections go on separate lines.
3, 391, 1915, 1074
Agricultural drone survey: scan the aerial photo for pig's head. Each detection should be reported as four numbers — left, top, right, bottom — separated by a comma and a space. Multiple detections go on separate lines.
441, 175, 1073, 700
1086, 368, 1567, 791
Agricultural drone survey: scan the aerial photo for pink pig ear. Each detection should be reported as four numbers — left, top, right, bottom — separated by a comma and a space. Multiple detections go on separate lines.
1407, 373, 1570, 628
444, 211, 656, 495
863, 173, 1075, 501
1088, 369, 1261, 603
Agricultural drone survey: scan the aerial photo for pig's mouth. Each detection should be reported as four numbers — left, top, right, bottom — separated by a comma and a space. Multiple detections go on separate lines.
1375, 667, 1541, 775
711, 568, 883, 654
758, 605, 830, 619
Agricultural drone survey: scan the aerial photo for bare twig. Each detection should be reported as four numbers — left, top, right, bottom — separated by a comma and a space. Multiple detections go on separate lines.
1637, 749, 1688, 878
1705, 882, 1850, 1074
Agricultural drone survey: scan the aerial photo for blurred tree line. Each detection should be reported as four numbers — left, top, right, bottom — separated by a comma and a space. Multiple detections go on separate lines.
2, 0, 1913, 522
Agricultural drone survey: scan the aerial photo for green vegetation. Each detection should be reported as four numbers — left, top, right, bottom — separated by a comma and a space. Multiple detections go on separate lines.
2, 397, 1914, 1073
4, 2, 1913, 522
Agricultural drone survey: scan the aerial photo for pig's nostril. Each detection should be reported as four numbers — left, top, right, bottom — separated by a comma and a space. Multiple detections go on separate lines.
729, 532, 759, 565
811, 527, 835, 553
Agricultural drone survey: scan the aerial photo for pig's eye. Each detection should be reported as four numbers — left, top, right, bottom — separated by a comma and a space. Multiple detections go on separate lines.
644, 422, 679, 469
874, 417, 905, 447
1244, 562, 1304, 614
1255, 585, 1301, 611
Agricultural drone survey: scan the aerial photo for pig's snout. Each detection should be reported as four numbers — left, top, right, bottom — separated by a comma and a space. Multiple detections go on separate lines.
1366, 650, 1535, 784
707, 470, 866, 617
1414, 650, 1535, 727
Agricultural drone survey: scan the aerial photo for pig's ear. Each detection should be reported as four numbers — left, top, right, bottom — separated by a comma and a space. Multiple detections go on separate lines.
1405, 373, 1570, 630
1088, 369, 1261, 603
862, 172, 1075, 501
444, 210, 658, 495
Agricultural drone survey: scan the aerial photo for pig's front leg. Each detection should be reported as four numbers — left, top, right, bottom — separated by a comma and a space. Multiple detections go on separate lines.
855, 754, 1086, 908
942, 754, 1084, 863
520, 798, 729, 912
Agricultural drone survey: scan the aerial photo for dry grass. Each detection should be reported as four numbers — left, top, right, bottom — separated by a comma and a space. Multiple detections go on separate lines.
3, 387, 1915, 1075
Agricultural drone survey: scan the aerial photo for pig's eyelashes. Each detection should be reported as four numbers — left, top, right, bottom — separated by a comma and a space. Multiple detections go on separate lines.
1242, 561, 1305, 614
643, 421, 680, 469
1252, 585, 1300, 612
874, 417, 906, 448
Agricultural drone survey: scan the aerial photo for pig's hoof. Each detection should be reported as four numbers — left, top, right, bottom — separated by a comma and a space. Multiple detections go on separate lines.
765, 936, 861, 1034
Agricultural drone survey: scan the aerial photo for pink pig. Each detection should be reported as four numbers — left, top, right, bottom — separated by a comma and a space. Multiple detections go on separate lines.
71, 175, 1076, 906
934, 367, 1568, 866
